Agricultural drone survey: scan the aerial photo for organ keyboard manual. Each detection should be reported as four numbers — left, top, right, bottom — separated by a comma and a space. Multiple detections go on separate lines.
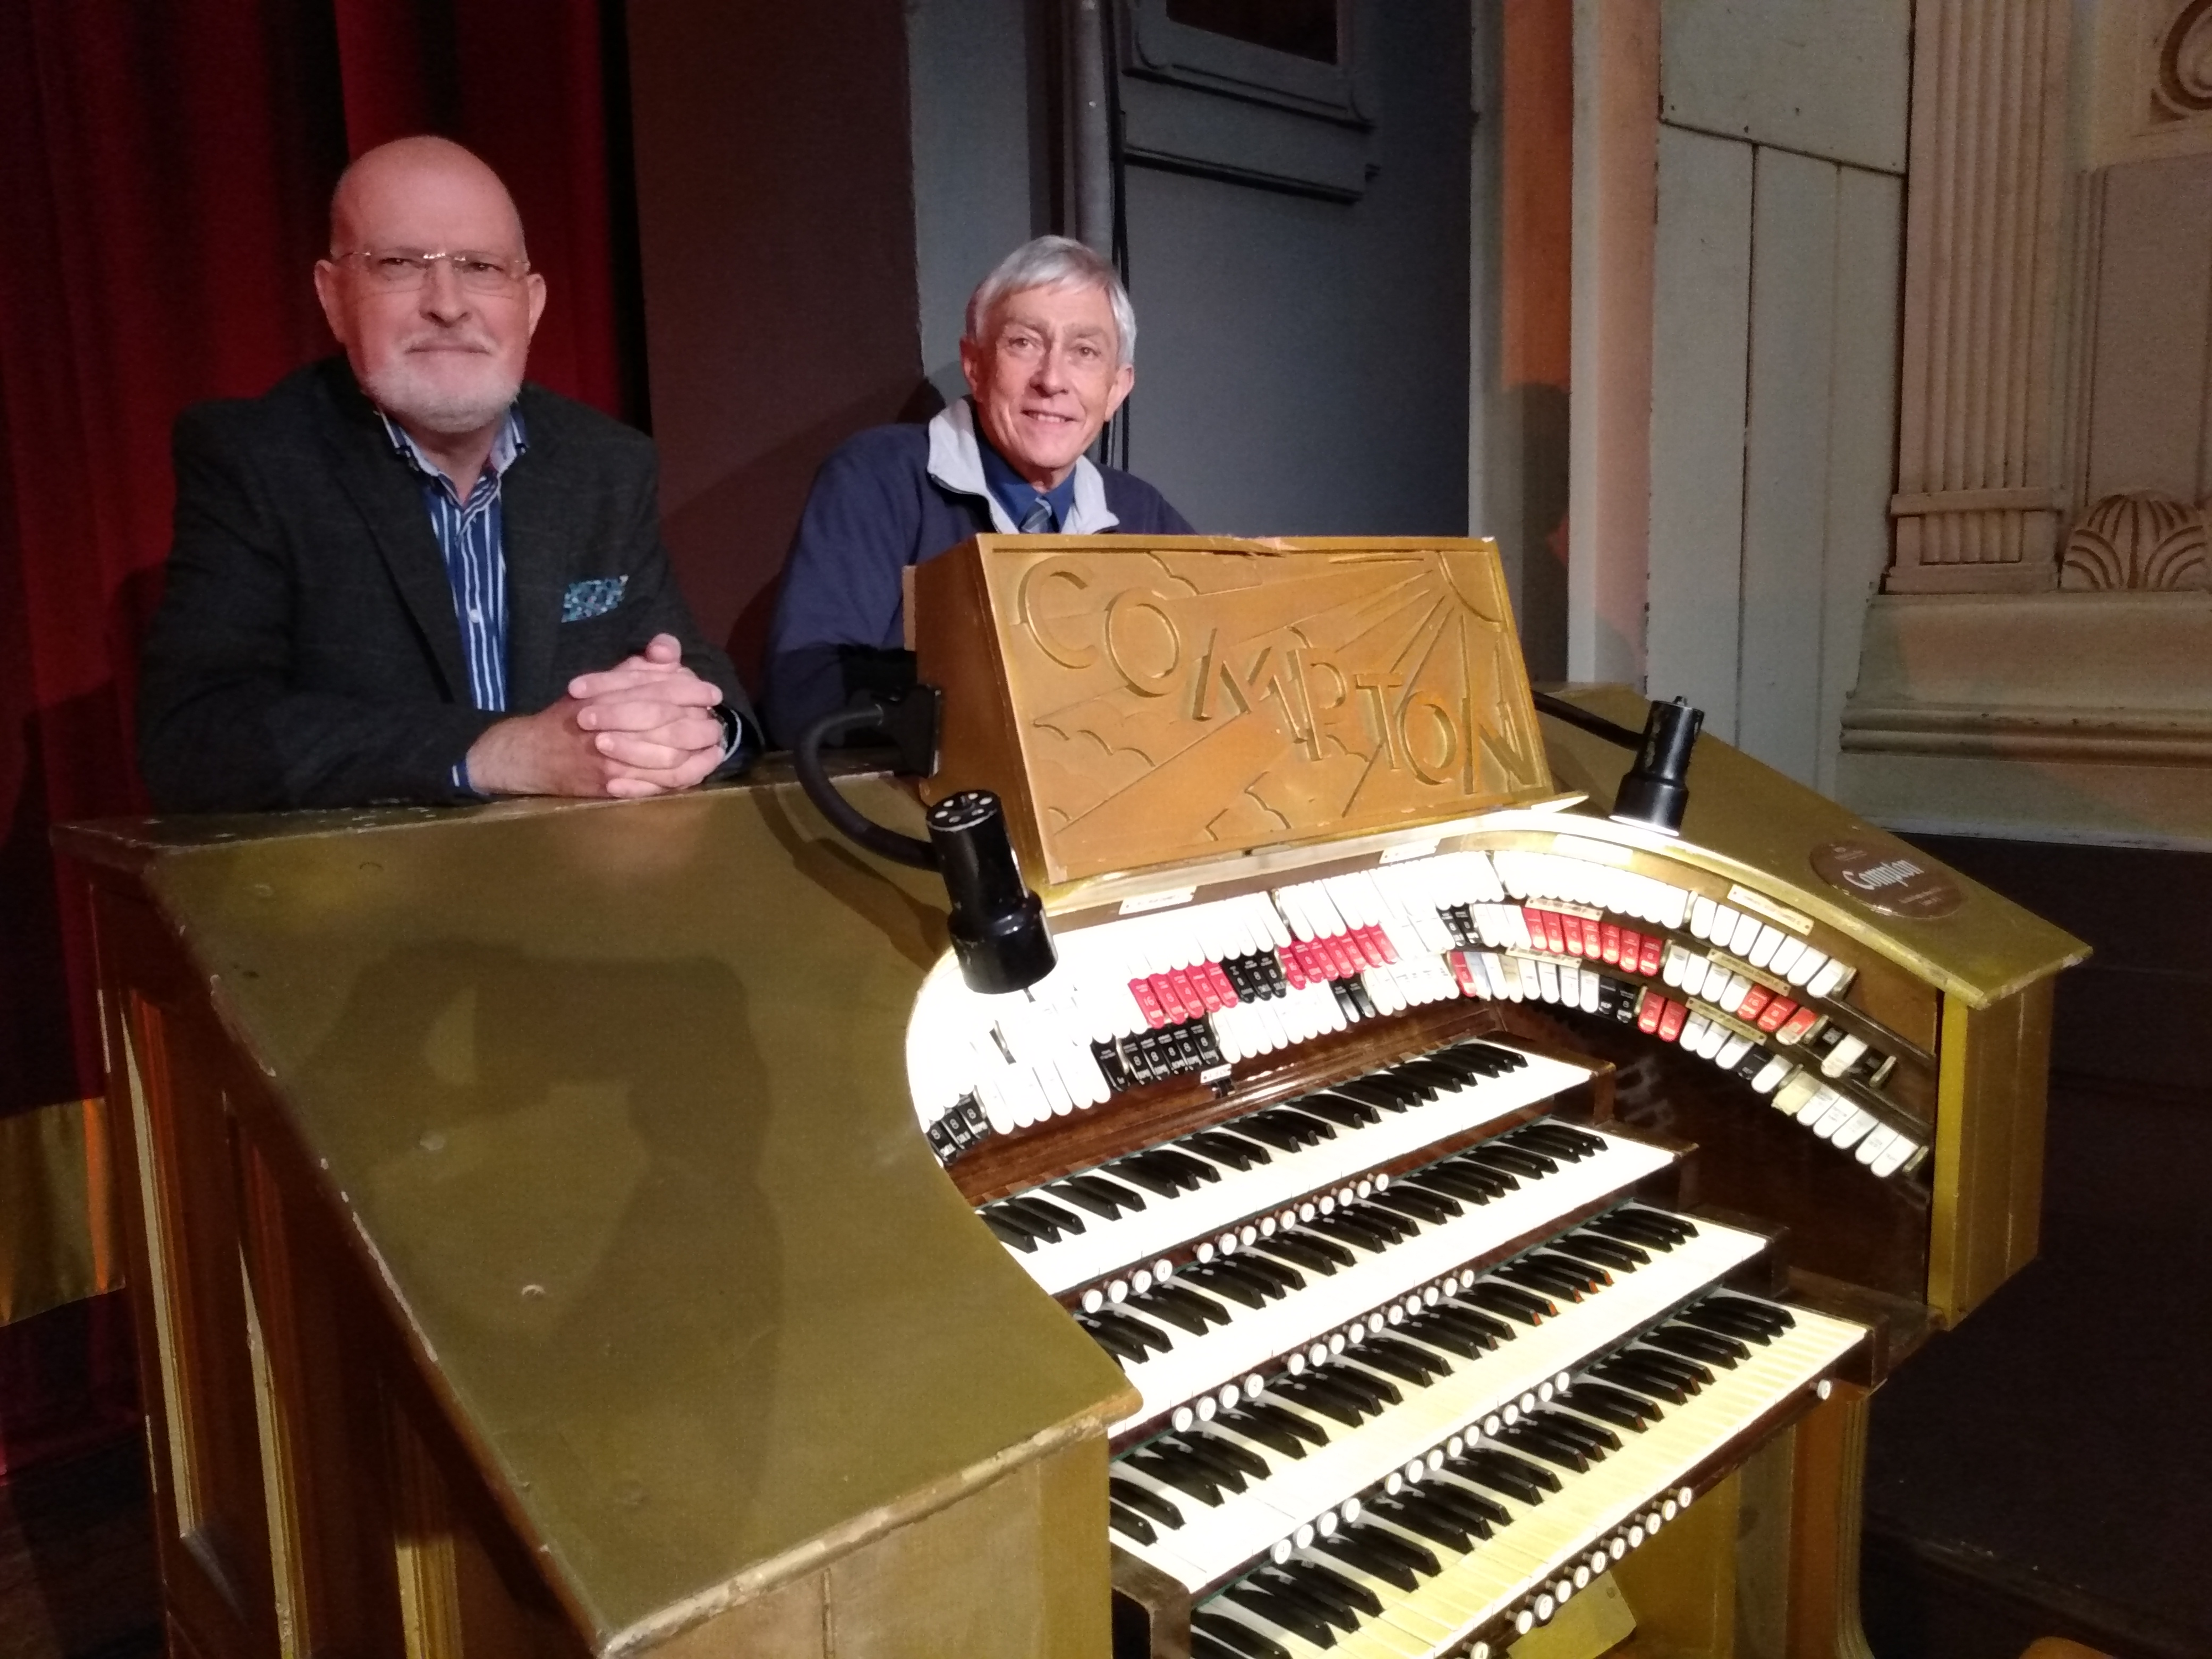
63, 534, 2086, 1659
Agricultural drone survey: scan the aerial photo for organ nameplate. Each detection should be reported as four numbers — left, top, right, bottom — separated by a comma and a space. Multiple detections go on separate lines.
914, 535, 1553, 886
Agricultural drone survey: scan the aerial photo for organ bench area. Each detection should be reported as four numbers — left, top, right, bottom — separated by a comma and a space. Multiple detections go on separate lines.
61, 536, 2084, 1659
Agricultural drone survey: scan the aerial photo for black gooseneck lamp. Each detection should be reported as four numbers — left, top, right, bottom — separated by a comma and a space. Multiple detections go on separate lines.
1531, 691, 1705, 837
791, 687, 1057, 995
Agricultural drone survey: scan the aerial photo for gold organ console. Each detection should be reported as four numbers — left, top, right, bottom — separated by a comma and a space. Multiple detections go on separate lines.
64, 536, 2084, 1658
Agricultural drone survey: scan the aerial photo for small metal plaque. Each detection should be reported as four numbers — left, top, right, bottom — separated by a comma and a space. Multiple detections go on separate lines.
1809, 840, 1964, 919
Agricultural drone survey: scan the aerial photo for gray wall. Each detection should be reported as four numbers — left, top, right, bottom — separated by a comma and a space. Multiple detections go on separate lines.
1120, 2, 1473, 537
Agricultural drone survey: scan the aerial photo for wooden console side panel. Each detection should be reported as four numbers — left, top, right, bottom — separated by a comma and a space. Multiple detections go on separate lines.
1929, 978, 2053, 1326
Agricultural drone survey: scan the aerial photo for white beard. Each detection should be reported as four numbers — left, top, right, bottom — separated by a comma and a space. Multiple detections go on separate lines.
361, 351, 521, 436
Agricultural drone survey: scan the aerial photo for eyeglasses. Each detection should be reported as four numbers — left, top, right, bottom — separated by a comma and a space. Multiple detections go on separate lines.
338, 249, 530, 293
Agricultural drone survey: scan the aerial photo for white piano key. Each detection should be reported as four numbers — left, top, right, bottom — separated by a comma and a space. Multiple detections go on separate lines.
1104, 1129, 1681, 1428
1121, 1217, 1791, 1592
1869, 1135, 1918, 1178
1806, 957, 1854, 999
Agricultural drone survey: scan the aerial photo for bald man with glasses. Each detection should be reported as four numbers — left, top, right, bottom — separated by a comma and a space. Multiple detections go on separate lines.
139, 135, 757, 812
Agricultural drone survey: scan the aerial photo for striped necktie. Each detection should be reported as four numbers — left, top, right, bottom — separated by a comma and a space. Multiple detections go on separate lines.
1020, 497, 1055, 533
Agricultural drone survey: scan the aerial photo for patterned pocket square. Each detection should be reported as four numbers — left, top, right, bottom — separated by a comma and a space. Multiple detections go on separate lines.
562, 576, 628, 622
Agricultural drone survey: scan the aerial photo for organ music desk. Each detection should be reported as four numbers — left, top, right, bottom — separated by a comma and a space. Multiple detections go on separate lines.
61, 536, 2085, 1659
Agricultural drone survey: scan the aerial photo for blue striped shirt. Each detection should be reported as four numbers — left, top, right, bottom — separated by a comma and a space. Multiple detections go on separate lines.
382, 409, 527, 713
382, 409, 526, 794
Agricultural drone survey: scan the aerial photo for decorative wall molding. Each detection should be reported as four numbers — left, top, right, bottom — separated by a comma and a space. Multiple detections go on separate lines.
1886, 0, 2073, 593
2086, 0, 2212, 166
1839, 591, 2212, 846
2060, 491, 2212, 589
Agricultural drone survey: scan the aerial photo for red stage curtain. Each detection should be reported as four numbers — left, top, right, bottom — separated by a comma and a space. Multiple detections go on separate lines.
0, 0, 637, 1477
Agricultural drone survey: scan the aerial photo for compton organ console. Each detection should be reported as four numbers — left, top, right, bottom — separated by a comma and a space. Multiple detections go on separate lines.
66, 535, 2084, 1659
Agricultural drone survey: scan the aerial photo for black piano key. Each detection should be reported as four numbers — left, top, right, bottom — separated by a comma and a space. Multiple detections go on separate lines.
1313, 1533, 1420, 1593
981, 1208, 1040, 1251
1434, 1045, 1508, 1078
1559, 1382, 1657, 1430
1464, 1281, 1556, 1322
1302, 1212, 1396, 1253
998, 1196, 1068, 1241
1589, 1356, 1692, 1403
1495, 1423, 1588, 1472
1191, 1431, 1271, 1481
1404, 1168, 1498, 1206
1310, 1363, 1399, 1410
1107, 1500, 1156, 1543
1047, 1180, 1124, 1220
1213, 1408, 1307, 1460
1291, 1558, 1384, 1618
1364, 1335, 1452, 1382
1065, 1172, 1145, 1213
1110, 1476, 1185, 1529
1154, 1283, 1234, 1328
1240, 1399, 1331, 1447
1366, 1185, 1458, 1224
1229, 1251, 1305, 1292
1407, 1482, 1499, 1538
1224, 1583, 1338, 1647
1277, 1374, 1383, 1425
1399, 1314, 1489, 1360
1254, 1567, 1359, 1634
1676, 1304, 1776, 1345
1342, 1201, 1420, 1241
1343, 1342, 1437, 1389
1159, 1437, 1252, 1493
1532, 1408, 1620, 1452
1232, 1115, 1310, 1153
1614, 1207, 1698, 1244
1124, 1291, 1212, 1337
1431, 1303, 1515, 1344
1530, 1250, 1611, 1290
1709, 1292, 1794, 1331
1269, 1229, 1357, 1270
1370, 1495, 1470, 1553
1293, 1094, 1375, 1130
1550, 1232, 1647, 1271
1111, 1158, 1187, 1199
1149, 1146, 1223, 1185
1192, 1631, 1248, 1659
1494, 1260, 1590, 1302
1099, 1308, 1176, 1356
1076, 1316, 1146, 1364
1345, 1520, 1440, 1577
1183, 1129, 1270, 1169
1422, 1476, 1511, 1530
1125, 1150, 1206, 1194
1329, 1078, 1413, 1115
1447, 1156, 1522, 1195
1267, 1107, 1338, 1143
1193, 1610, 1291, 1659
1584, 1213, 1677, 1251
1450, 1447, 1557, 1499
1392, 1058, 1470, 1094
1184, 1264, 1268, 1310
1644, 1326, 1745, 1369
1124, 1451, 1223, 1506
1467, 1140, 1555, 1178
1508, 1124, 1592, 1162
1373, 1067, 1437, 1103
1620, 1345, 1714, 1389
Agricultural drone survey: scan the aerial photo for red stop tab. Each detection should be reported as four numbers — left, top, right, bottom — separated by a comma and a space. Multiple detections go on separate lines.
1205, 961, 1239, 1008
1657, 998, 1689, 1042
1637, 933, 1663, 976
1636, 988, 1665, 1035
1737, 984, 1772, 1022
1130, 977, 1167, 1028
1600, 922, 1622, 964
1756, 997, 1796, 1034
1448, 950, 1481, 996
1559, 914, 1585, 957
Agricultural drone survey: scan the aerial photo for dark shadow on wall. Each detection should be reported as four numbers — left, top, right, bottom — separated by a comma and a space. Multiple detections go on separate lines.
1505, 380, 1569, 683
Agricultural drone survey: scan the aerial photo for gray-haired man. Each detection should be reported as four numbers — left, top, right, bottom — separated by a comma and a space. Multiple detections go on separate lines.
761, 236, 1193, 747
